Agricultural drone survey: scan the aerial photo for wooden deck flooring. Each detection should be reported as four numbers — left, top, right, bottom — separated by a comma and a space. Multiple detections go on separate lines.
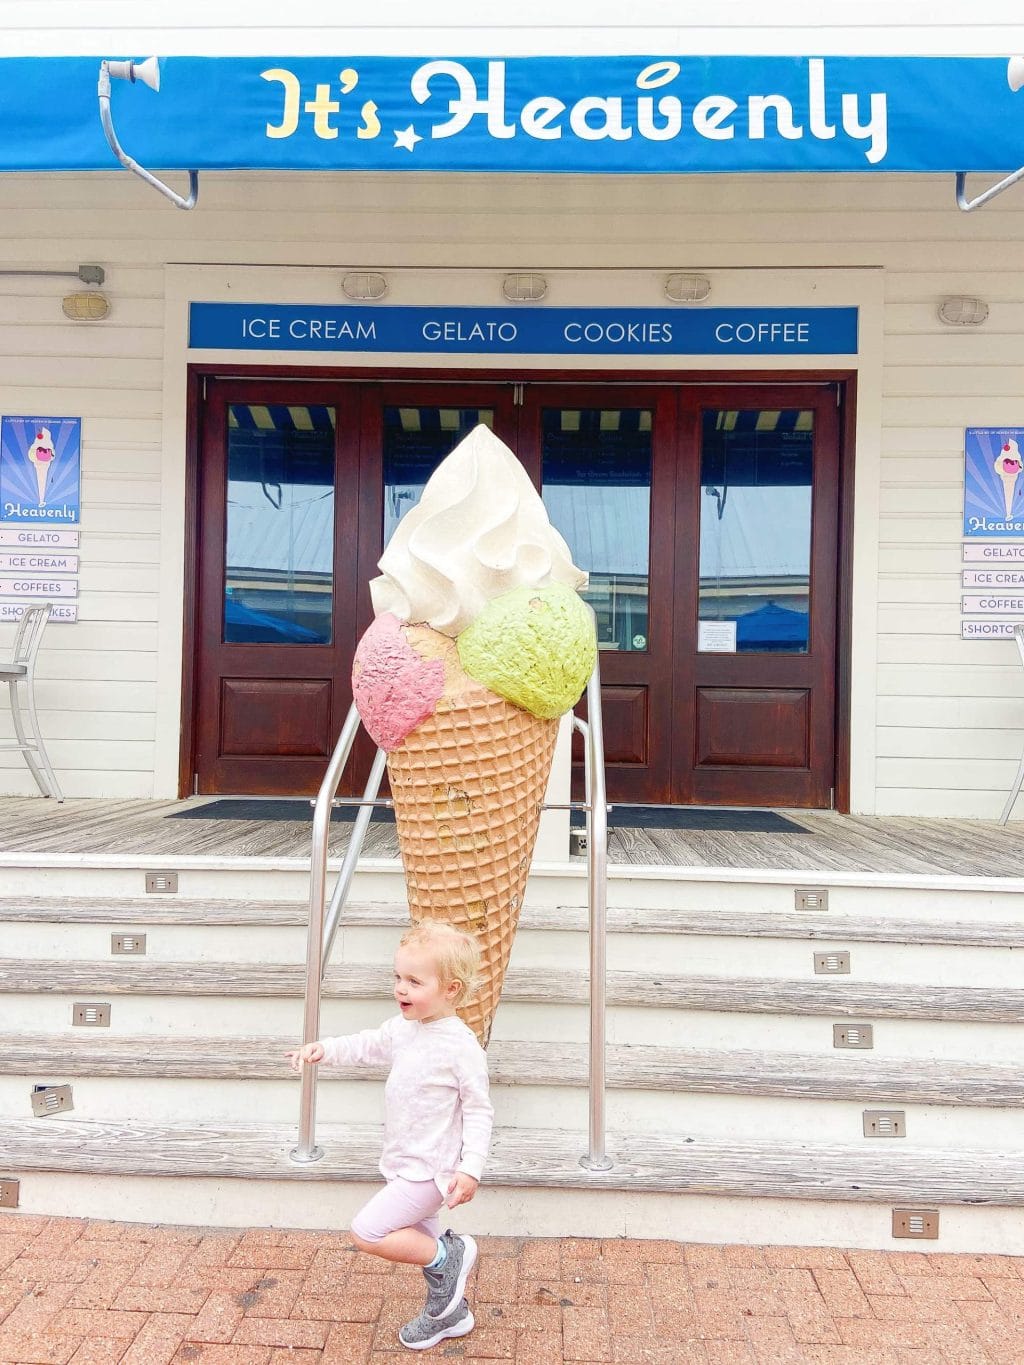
0, 796, 1022, 877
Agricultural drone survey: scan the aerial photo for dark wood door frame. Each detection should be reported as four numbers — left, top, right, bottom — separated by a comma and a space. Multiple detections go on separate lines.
179, 364, 858, 810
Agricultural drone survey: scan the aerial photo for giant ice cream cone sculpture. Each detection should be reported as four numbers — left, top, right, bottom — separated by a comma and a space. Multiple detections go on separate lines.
352, 425, 595, 1044
994, 439, 1023, 519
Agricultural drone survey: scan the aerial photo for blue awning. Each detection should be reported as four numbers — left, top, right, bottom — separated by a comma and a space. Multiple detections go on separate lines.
0, 54, 1021, 175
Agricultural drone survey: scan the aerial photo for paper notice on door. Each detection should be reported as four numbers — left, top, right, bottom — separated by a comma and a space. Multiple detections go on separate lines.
698, 620, 737, 652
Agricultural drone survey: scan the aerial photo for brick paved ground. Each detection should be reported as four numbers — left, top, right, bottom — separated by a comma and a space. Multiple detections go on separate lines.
1, 1215, 1023, 1363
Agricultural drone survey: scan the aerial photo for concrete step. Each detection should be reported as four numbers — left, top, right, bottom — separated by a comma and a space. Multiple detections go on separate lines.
3, 856, 1024, 918
2, 956, 1021, 1021
4, 1034, 1021, 1147
5, 1032, 1021, 1105
2, 1116, 1022, 1253
3, 957, 1022, 1056
3, 898, 1022, 985
6, 895, 1024, 940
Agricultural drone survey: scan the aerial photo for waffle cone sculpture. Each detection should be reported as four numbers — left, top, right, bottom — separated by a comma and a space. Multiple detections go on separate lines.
387, 646, 558, 1042
352, 425, 595, 1044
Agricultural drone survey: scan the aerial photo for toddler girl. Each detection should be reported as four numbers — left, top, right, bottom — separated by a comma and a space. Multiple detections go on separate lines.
287, 920, 493, 1351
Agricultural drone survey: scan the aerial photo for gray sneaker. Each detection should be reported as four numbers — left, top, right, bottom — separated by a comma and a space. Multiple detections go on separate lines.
421, 1230, 478, 1320
399, 1297, 474, 1351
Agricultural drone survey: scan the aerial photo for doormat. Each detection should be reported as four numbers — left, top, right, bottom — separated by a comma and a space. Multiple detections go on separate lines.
170, 799, 807, 833
571, 806, 810, 833
167, 799, 395, 823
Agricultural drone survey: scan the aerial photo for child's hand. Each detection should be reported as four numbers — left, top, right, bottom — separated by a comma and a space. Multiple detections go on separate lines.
446, 1173, 479, 1209
286, 1041, 325, 1072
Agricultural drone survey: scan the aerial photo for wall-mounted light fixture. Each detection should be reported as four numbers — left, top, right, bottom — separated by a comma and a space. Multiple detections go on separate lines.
937, 296, 989, 327
664, 273, 711, 303
61, 292, 110, 322
342, 272, 388, 301
502, 273, 547, 302
98, 57, 199, 210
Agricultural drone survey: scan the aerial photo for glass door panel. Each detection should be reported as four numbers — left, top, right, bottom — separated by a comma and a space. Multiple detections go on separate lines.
698, 408, 813, 654
224, 402, 336, 645
540, 406, 653, 653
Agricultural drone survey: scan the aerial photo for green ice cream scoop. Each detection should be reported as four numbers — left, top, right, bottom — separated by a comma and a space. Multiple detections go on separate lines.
457, 582, 596, 719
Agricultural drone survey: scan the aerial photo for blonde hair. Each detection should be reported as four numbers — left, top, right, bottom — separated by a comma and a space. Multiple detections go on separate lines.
400, 920, 483, 1004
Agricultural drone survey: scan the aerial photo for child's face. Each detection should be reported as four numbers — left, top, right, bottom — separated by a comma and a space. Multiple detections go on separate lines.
393, 944, 460, 1023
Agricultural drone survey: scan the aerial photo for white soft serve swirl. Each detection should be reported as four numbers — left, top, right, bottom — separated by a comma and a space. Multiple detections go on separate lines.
370, 423, 587, 636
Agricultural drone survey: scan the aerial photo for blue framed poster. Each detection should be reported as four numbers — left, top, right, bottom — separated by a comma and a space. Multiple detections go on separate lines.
964, 427, 1024, 538
0, 416, 81, 525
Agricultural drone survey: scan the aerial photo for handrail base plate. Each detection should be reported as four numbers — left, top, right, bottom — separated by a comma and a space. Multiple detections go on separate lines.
289, 1145, 325, 1164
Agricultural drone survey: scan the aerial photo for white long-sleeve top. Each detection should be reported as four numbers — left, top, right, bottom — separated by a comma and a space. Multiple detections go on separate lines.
319, 1013, 493, 1189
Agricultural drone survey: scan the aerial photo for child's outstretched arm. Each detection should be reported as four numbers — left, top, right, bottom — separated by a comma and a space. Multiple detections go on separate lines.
286, 1015, 399, 1073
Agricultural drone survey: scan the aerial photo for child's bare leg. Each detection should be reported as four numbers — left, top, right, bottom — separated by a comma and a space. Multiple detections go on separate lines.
351, 1225, 437, 1265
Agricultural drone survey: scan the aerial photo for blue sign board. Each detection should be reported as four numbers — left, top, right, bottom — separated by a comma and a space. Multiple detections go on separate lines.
0, 55, 1021, 174
189, 303, 858, 356
0, 417, 82, 526
964, 427, 1024, 538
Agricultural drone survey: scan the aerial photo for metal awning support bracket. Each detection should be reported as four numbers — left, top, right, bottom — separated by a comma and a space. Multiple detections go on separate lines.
956, 55, 1024, 212
955, 166, 1024, 213
97, 58, 199, 210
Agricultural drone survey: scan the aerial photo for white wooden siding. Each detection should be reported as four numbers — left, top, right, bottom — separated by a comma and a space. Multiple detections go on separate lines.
0, 160, 1021, 812
1, 1, 1021, 55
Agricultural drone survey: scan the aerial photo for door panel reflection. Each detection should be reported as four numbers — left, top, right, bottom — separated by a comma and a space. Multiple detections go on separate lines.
698, 408, 813, 653
541, 407, 652, 652
224, 403, 335, 645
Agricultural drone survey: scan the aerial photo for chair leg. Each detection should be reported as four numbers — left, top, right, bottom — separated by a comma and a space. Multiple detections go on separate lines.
22, 674, 64, 802
1000, 749, 1024, 824
7, 678, 52, 798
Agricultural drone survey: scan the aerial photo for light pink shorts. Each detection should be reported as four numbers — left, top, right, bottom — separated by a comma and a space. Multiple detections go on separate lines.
350, 1177, 446, 1244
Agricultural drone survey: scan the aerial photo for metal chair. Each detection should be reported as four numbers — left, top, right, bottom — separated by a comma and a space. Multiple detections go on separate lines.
0, 602, 64, 801
1000, 623, 1024, 824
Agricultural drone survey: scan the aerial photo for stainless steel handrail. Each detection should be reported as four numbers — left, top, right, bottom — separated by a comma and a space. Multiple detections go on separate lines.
576, 655, 612, 1170
291, 653, 610, 1169
292, 700, 363, 1162
323, 746, 388, 966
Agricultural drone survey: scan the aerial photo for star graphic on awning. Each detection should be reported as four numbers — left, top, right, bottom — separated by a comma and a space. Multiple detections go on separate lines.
393, 125, 422, 152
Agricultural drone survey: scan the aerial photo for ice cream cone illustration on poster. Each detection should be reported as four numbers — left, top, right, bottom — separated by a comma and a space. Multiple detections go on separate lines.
27, 427, 55, 505
994, 438, 1023, 518
352, 425, 595, 1045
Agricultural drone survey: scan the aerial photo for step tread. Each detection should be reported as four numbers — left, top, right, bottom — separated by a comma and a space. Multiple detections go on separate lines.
3, 957, 1022, 1022
1, 1116, 1020, 1205
5, 1034, 1022, 1106
3, 896, 1022, 946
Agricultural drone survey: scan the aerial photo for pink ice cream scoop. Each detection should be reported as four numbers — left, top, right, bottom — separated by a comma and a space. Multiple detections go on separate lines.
351, 613, 445, 751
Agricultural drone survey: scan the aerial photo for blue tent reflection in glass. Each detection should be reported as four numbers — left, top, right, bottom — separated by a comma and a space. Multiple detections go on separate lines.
734, 601, 809, 652
224, 594, 323, 644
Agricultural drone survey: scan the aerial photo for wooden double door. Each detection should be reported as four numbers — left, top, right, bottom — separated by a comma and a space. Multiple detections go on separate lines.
191, 376, 842, 808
